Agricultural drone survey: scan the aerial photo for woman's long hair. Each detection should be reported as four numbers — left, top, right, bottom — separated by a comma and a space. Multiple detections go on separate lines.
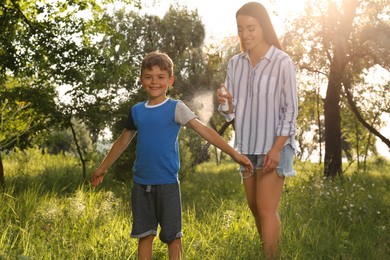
236, 2, 283, 51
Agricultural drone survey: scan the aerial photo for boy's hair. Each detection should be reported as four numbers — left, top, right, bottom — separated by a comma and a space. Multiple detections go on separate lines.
141, 51, 174, 77
236, 2, 283, 51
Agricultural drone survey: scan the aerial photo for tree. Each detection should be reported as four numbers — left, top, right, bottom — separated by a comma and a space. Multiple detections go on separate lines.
0, 98, 36, 186
1, 0, 139, 179
283, 0, 390, 177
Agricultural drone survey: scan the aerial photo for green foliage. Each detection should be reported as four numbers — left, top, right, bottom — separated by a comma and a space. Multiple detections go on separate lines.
1, 0, 145, 148
1, 0, 111, 150
1, 150, 389, 259
0, 77, 59, 150
43, 118, 93, 156
1, 0, 215, 179
340, 94, 376, 163
0, 99, 34, 150
295, 79, 324, 161
44, 129, 73, 155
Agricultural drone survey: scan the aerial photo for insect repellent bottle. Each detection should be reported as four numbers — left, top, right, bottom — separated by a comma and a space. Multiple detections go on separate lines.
221, 87, 229, 112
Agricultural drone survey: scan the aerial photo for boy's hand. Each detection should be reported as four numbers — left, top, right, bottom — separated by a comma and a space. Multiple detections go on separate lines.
234, 154, 254, 172
91, 170, 106, 187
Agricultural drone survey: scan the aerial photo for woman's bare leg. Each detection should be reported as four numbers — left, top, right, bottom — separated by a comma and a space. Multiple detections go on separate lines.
242, 171, 262, 235
257, 169, 284, 259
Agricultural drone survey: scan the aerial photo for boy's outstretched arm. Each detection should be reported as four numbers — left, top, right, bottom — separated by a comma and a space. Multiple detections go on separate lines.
91, 129, 137, 187
186, 118, 253, 172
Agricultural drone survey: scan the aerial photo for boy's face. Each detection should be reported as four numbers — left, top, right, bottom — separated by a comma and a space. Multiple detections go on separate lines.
140, 65, 174, 104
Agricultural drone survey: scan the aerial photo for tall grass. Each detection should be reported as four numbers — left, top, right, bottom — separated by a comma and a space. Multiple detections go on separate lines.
1, 149, 389, 259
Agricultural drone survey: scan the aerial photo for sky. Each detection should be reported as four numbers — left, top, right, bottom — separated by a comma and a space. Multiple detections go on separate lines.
137, 0, 307, 43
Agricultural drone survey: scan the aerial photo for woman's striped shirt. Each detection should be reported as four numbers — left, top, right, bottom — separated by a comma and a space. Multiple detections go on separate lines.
221, 45, 298, 155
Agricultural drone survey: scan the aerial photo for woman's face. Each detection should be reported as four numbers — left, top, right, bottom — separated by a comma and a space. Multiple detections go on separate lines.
236, 15, 265, 51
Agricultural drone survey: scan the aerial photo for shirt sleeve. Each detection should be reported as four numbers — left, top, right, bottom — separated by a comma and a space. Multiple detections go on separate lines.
124, 108, 137, 130
276, 58, 298, 137
218, 61, 235, 122
217, 106, 235, 122
175, 101, 197, 126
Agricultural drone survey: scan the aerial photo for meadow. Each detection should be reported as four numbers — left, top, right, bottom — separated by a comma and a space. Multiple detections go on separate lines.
0, 148, 389, 259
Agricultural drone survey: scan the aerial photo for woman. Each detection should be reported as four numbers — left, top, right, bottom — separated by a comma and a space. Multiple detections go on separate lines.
217, 2, 298, 258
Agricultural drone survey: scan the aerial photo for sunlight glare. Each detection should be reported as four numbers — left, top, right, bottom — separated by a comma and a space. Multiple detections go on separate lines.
141, 0, 309, 42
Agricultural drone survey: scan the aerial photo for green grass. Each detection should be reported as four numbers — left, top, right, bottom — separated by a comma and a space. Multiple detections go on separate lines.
1, 149, 389, 259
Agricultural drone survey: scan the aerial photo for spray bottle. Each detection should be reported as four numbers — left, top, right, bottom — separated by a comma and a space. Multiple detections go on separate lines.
221, 87, 229, 112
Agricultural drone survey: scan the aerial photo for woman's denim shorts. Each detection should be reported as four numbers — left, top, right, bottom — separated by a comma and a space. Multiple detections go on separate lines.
240, 144, 296, 177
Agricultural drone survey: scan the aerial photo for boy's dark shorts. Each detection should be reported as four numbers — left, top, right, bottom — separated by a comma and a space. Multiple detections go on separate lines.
130, 182, 183, 244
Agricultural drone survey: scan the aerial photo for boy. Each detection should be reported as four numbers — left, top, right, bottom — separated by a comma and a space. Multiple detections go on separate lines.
91, 51, 253, 260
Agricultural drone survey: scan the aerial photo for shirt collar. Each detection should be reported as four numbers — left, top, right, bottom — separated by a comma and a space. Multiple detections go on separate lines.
242, 45, 276, 62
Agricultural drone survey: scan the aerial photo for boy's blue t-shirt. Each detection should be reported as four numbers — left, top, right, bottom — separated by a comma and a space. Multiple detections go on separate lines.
125, 98, 196, 185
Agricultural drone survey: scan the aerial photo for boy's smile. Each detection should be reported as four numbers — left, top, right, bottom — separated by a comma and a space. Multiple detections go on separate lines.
140, 65, 175, 105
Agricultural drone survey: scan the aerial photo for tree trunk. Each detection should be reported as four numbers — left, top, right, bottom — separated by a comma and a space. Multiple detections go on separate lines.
316, 84, 323, 165
0, 153, 4, 187
323, 0, 359, 178
324, 69, 343, 178
69, 120, 87, 179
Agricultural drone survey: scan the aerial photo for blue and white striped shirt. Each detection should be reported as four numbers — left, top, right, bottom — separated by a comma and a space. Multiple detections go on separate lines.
221, 45, 298, 154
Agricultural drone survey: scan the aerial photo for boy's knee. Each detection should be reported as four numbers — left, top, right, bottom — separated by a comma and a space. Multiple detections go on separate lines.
160, 231, 182, 244
139, 235, 155, 244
